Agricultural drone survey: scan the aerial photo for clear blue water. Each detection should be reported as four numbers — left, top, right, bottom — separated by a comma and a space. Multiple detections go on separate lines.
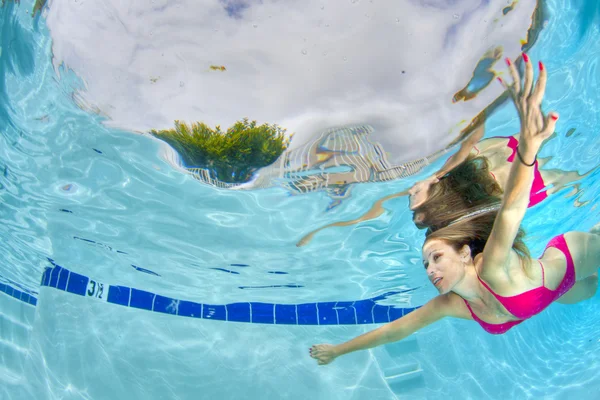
1, 0, 599, 399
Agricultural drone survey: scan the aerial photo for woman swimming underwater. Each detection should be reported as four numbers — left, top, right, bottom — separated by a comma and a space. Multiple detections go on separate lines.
309, 56, 599, 365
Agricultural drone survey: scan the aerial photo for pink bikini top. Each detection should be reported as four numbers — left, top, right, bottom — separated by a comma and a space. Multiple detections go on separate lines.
463, 235, 576, 335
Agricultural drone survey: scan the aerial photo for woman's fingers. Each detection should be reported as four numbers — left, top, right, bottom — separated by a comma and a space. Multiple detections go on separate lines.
536, 105, 545, 131
311, 344, 335, 365
502, 54, 554, 143
530, 61, 547, 106
310, 344, 326, 356
540, 112, 559, 138
497, 76, 519, 107
506, 57, 521, 95
521, 53, 534, 99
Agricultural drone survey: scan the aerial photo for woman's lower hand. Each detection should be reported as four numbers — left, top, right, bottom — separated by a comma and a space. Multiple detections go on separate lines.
310, 344, 338, 365
500, 54, 559, 152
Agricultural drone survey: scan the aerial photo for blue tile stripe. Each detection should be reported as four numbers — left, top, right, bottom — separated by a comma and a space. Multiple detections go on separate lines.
0, 281, 38, 306
0, 272, 39, 297
8, 263, 420, 325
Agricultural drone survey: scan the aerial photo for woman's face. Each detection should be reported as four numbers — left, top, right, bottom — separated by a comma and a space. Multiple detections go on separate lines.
408, 180, 432, 210
421, 239, 467, 294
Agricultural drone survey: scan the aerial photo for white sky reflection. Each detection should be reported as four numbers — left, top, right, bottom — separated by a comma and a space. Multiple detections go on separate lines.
44, 0, 537, 162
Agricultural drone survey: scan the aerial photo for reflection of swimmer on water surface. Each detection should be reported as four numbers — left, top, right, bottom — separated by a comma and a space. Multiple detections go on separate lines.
297, 114, 595, 246
281, 175, 353, 211
278, 124, 444, 210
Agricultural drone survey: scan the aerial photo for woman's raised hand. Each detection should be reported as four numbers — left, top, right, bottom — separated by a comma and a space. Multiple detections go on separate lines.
500, 54, 559, 153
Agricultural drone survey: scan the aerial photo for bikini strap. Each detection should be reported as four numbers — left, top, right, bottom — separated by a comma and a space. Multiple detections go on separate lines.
538, 260, 545, 287
474, 270, 501, 297
462, 299, 478, 320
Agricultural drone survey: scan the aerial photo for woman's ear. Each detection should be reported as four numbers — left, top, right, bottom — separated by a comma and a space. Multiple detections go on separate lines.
460, 244, 472, 261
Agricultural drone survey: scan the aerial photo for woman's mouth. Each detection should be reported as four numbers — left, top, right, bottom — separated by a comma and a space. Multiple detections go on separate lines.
433, 277, 442, 286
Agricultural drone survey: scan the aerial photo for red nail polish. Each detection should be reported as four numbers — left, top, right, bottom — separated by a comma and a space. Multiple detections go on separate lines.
497, 77, 503, 84
522, 53, 529, 63
551, 114, 558, 121
505, 57, 511, 66
538, 61, 544, 71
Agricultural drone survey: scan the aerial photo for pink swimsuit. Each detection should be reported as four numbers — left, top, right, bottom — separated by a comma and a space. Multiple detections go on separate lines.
463, 234, 576, 334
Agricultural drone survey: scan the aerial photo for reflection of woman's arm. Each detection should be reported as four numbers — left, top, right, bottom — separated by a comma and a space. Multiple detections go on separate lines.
433, 124, 485, 179
296, 190, 408, 247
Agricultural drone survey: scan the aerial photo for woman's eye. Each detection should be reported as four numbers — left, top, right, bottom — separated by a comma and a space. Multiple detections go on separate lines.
433, 254, 440, 262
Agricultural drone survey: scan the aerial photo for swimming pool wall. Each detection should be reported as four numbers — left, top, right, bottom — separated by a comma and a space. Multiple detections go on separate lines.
2, 263, 599, 399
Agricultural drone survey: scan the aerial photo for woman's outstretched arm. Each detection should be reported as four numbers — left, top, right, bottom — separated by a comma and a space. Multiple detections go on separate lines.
296, 190, 408, 247
483, 56, 558, 270
309, 293, 468, 365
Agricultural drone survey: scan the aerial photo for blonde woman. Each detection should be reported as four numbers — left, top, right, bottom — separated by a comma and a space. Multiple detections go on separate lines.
310, 56, 599, 365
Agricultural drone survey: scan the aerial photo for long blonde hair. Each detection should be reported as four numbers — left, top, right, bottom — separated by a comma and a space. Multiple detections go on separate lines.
424, 211, 531, 264
413, 155, 503, 230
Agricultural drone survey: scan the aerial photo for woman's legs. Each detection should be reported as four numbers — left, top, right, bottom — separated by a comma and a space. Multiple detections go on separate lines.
557, 272, 598, 304
552, 227, 600, 304
563, 230, 600, 280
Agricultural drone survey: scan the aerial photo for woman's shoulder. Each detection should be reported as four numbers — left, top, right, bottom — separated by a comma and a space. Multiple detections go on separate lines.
479, 248, 519, 272
480, 249, 532, 288
425, 293, 471, 320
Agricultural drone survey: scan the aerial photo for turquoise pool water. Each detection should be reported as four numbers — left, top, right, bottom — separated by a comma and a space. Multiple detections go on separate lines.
1, 0, 599, 399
